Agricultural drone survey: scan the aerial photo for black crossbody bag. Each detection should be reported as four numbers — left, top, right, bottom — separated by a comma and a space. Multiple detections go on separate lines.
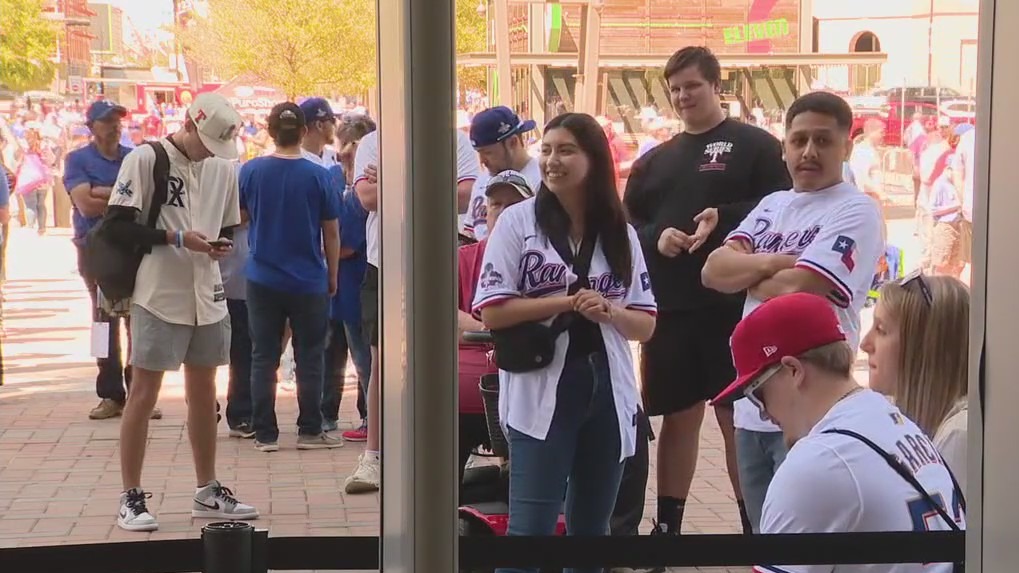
490, 231, 596, 373
824, 428, 965, 573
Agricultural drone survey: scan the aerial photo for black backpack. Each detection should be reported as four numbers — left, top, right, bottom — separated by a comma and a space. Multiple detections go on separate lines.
84, 141, 170, 302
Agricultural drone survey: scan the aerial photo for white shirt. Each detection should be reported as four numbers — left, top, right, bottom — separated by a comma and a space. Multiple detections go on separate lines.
109, 139, 241, 326
755, 390, 964, 573
464, 156, 542, 240
933, 400, 968, 494
301, 147, 338, 169
471, 198, 657, 461
728, 183, 884, 431
355, 130, 480, 267
951, 129, 975, 222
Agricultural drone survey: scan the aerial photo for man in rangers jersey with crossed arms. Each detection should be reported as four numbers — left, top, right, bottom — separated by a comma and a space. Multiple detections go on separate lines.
702, 92, 885, 533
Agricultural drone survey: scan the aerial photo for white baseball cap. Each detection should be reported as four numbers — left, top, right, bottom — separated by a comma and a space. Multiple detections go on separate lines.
187, 93, 242, 160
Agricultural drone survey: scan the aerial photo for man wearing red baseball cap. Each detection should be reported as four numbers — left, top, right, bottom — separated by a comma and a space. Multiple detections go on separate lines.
713, 293, 964, 573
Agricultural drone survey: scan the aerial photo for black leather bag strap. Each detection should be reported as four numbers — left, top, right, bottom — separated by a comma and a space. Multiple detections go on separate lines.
548, 231, 597, 336
143, 141, 170, 230
824, 428, 963, 531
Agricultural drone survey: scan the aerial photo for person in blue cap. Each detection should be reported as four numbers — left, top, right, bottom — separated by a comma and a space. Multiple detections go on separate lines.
464, 106, 542, 241
299, 97, 339, 168
63, 100, 161, 421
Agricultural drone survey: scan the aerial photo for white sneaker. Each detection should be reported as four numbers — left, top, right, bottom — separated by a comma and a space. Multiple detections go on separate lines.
192, 480, 259, 520
344, 452, 381, 493
280, 344, 296, 391
117, 488, 158, 532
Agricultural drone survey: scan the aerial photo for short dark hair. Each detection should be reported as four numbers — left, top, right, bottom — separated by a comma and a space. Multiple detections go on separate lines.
663, 46, 721, 85
336, 114, 377, 146
267, 101, 305, 147
784, 92, 854, 132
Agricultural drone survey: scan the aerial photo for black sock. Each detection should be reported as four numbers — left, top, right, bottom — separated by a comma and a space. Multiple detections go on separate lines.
737, 499, 753, 534
656, 496, 685, 534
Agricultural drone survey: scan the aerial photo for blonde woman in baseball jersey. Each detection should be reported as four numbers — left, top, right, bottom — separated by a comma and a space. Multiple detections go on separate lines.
861, 273, 969, 492
473, 113, 656, 573
714, 293, 964, 573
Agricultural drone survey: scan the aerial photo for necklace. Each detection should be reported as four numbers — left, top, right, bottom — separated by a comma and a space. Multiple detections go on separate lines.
837, 385, 863, 404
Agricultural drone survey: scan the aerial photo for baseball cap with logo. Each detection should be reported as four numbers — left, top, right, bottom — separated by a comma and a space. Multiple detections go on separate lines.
485, 169, 534, 199
267, 102, 306, 132
187, 93, 242, 160
299, 98, 336, 123
470, 106, 537, 148
86, 100, 127, 125
711, 293, 847, 406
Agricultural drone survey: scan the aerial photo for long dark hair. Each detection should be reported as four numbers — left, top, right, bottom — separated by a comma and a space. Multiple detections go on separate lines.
535, 113, 632, 287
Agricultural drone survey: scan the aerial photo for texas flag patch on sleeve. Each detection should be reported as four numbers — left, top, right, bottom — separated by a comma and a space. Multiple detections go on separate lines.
831, 235, 856, 271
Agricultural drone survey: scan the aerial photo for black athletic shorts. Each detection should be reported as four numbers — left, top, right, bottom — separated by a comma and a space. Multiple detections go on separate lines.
640, 304, 743, 416
361, 264, 379, 346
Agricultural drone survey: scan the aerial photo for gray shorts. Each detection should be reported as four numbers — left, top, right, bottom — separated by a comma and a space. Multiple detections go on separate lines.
129, 304, 231, 371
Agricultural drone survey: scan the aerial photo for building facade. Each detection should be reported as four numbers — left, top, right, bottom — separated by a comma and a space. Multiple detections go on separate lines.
461, 0, 885, 129
42, 0, 95, 91
814, 0, 979, 95
88, 2, 124, 68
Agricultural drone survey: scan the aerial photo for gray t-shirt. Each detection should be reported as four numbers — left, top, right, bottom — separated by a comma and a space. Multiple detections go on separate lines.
221, 225, 249, 300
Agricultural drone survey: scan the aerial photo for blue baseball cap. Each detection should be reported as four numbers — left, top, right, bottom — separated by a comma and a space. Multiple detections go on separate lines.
470, 106, 536, 148
299, 97, 336, 123
86, 100, 127, 124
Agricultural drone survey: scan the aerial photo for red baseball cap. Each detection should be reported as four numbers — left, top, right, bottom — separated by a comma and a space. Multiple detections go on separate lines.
711, 293, 847, 405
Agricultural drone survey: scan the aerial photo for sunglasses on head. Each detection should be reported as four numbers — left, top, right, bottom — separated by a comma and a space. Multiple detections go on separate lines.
896, 269, 933, 306
743, 363, 784, 422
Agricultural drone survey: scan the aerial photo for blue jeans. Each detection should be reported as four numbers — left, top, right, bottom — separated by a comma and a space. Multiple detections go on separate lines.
499, 352, 624, 573
322, 318, 372, 422
735, 429, 788, 533
226, 299, 252, 428
247, 281, 329, 442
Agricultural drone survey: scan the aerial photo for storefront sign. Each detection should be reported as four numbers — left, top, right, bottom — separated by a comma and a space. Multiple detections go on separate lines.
723, 18, 790, 45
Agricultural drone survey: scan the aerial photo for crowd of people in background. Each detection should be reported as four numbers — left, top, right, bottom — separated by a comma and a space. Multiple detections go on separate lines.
0, 43, 974, 573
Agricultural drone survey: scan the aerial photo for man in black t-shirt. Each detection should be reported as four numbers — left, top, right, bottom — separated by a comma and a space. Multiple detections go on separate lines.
623, 46, 791, 539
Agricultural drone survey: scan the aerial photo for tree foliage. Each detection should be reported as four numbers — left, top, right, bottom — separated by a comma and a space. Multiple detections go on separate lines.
178, 0, 376, 99
179, 0, 489, 99
0, 0, 58, 92
456, 0, 487, 93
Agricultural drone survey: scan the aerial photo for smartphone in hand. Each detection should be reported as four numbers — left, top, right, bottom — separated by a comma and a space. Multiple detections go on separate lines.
208, 239, 233, 249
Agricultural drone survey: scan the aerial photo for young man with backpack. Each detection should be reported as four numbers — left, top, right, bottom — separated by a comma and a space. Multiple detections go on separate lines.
103, 93, 258, 531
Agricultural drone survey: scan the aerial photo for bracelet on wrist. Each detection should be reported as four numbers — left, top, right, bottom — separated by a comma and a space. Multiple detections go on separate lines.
175, 230, 184, 248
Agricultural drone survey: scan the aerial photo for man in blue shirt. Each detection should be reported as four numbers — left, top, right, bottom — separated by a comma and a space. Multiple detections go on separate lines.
239, 102, 343, 451
63, 100, 160, 420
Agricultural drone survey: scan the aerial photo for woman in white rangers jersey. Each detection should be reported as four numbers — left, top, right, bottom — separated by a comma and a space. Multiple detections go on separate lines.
473, 113, 656, 573
712, 293, 964, 573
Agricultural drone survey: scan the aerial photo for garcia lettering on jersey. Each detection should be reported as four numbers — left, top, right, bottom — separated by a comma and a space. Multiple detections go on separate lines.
470, 197, 656, 461
755, 390, 964, 573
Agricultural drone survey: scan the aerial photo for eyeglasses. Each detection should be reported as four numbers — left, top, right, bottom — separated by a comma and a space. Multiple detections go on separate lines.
743, 363, 784, 422
897, 269, 933, 307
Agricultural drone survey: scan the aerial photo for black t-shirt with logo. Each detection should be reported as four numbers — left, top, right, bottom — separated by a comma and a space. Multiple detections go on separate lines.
623, 119, 791, 312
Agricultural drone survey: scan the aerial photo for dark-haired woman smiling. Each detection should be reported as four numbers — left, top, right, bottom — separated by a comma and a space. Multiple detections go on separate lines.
473, 113, 657, 573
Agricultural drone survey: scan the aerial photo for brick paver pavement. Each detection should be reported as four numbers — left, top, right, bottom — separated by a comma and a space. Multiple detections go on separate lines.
0, 211, 904, 571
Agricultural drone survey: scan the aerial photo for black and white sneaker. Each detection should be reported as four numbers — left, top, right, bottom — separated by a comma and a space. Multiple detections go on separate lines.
117, 488, 158, 532
192, 480, 259, 520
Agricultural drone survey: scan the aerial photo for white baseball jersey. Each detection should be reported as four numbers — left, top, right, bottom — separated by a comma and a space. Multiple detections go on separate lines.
471, 198, 657, 461
727, 182, 884, 432
301, 147, 338, 169
109, 140, 241, 326
755, 389, 964, 573
464, 156, 542, 240
355, 130, 479, 268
